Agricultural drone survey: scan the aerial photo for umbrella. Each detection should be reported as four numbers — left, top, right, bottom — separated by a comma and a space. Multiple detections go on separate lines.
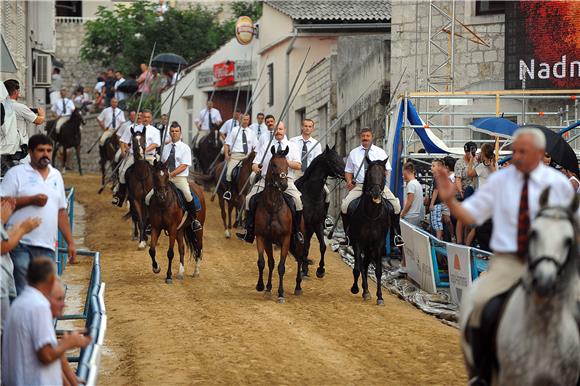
116, 79, 138, 94
523, 124, 579, 176
468, 117, 518, 138
152, 53, 187, 69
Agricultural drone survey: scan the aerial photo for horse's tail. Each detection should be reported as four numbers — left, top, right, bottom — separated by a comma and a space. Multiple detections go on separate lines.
183, 225, 199, 260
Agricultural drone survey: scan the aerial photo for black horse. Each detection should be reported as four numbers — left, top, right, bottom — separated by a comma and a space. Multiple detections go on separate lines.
46, 109, 84, 175
345, 157, 393, 305
295, 145, 345, 278
192, 125, 223, 177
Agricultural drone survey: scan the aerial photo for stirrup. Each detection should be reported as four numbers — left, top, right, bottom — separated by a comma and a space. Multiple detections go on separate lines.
394, 234, 405, 247
296, 232, 304, 244
339, 236, 350, 246
191, 219, 203, 232
324, 217, 334, 228
112, 196, 123, 207
223, 190, 232, 201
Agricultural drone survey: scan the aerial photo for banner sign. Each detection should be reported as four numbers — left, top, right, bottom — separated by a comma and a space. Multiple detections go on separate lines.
401, 220, 437, 294
446, 244, 472, 304
505, 1, 580, 90
213, 61, 235, 87
197, 61, 255, 88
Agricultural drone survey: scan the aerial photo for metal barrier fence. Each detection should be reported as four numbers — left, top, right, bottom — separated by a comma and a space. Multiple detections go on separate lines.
57, 187, 75, 275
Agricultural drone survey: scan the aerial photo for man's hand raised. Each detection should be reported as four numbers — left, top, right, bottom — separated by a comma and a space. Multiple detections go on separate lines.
434, 170, 457, 203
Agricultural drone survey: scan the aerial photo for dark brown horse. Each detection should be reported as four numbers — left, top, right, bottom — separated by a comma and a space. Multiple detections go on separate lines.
148, 161, 206, 283
214, 151, 255, 238
192, 125, 223, 177
126, 128, 154, 250
254, 147, 305, 303
98, 132, 120, 186
46, 109, 84, 175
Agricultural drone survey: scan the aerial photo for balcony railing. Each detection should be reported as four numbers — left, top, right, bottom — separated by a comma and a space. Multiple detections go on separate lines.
56, 16, 96, 24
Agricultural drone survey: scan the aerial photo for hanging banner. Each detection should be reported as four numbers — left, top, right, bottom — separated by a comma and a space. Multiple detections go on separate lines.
213, 61, 235, 87
446, 244, 472, 304
401, 220, 437, 294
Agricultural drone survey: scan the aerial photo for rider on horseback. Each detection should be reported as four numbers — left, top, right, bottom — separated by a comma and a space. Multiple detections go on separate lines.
435, 127, 579, 385
222, 114, 258, 201
193, 100, 222, 148
51, 89, 75, 135
113, 110, 160, 206
237, 121, 304, 244
145, 122, 202, 231
340, 128, 401, 240
97, 97, 125, 146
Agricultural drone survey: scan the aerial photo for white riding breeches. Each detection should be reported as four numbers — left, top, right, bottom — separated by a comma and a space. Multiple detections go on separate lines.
99, 129, 114, 146
195, 130, 210, 147
119, 153, 155, 184
55, 116, 69, 134
341, 184, 401, 214
225, 153, 246, 182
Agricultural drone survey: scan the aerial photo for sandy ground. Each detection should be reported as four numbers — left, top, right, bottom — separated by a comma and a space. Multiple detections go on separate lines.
64, 173, 466, 386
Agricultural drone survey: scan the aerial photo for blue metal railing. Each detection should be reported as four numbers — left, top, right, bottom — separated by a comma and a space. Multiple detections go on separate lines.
57, 187, 75, 275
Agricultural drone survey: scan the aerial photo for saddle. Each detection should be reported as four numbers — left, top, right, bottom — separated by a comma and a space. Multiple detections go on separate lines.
170, 182, 202, 212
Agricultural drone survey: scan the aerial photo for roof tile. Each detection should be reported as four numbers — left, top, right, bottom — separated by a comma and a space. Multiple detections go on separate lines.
265, 0, 391, 21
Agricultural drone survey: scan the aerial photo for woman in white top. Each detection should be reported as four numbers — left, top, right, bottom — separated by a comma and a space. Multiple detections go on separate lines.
471, 143, 497, 187
562, 168, 580, 193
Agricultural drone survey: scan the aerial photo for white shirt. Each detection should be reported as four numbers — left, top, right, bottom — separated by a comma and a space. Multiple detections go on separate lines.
51, 98, 75, 116
120, 124, 160, 155
249, 122, 268, 140
475, 163, 494, 187
1, 286, 62, 386
225, 126, 257, 155
258, 130, 275, 151
219, 118, 239, 136
116, 120, 134, 140
12, 100, 37, 146
404, 179, 424, 218
1, 163, 67, 251
345, 145, 392, 184
290, 135, 322, 169
114, 77, 127, 101
463, 163, 577, 253
98, 106, 126, 129
1, 99, 21, 154
197, 108, 222, 131
254, 136, 301, 178
94, 81, 105, 94
162, 140, 191, 177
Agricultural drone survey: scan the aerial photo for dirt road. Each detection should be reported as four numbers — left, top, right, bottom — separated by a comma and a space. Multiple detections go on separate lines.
65, 173, 466, 385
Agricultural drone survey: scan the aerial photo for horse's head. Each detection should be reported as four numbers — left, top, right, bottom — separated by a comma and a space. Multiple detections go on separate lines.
152, 159, 170, 203
71, 109, 85, 126
321, 144, 345, 180
526, 187, 579, 298
363, 157, 388, 204
266, 145, 289, 192
131, 127, 146, 160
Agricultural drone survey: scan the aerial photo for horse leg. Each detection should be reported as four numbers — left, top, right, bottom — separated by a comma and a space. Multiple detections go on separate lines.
176, 230, 185, 280
315, 224, 327, 278
76, 145, 83, 175
134, 201, 147, 250
165, 230, 176, 284
256, 237, 265, 292
53, 143, 60, 170
361, 249, 371, 301
265, 241, 275, 293
294, 243, 303, 296
227, 202, 234, 234
302, 228, 313, 277
374, 247, 384, 305
351, 243, 361, 294
62, 146, 68, 171
219, 197, 229, 238
277, 236, 290, 303
148, 227, 161, 274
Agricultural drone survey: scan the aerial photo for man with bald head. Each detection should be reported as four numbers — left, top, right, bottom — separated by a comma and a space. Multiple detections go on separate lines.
436, 127, 578, 385
237, 121, 303, 243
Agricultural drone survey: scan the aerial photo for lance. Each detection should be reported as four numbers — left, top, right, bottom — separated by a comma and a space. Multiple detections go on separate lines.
159, 63, 182, 156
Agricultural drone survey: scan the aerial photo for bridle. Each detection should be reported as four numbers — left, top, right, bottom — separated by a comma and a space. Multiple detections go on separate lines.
267, 171, 288, 192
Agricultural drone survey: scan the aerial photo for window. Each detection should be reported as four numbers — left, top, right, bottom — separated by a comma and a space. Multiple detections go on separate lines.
475, 1, 505, 16
55, 1, 82, 17
267, 63, 274, 106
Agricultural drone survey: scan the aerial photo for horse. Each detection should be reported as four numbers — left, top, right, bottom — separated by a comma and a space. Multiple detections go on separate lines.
125, 128, 154, 250
214, 151, 255, 238
46, 109, 84, 175
148, 160, 206, 283
345, 157, 393, 305
98, 131, 120, 186
254, 146, 305, 303
460, 188, 580, 386
193, 125, 223, 177
295, 145, 345, 278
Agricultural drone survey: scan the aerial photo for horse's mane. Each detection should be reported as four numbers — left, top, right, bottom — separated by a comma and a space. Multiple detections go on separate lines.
299, 152, 324, 180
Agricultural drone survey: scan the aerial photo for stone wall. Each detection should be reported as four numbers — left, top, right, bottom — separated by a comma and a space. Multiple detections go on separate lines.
305, 56, 336, 147
55, 20, 103, 95
0, 1, 28, 94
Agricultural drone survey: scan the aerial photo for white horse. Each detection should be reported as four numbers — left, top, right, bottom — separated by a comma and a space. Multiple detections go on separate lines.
462, 187, 579, 386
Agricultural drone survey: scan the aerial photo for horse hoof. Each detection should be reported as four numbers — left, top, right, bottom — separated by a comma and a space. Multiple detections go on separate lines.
277, 297, 285, 304
131, 235, 138, 241
351, 286, 359, 294
165, 278, 173, 284
377, 299, 384, 306
191, 271, 200, 278
153, 266, 161, 274
263, 290, 271, 297
224, 230, 231, 239
294, 289, 302, 296
176, 273, 184, 280
363, 292, 371, 301
256, 283, 265, 292
316, 268, 325, 278
138, 241, 146, 250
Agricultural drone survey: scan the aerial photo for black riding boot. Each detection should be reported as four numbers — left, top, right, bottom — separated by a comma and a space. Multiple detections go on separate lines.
339, 212, 350, 245
293, 210, 304, 244
113, 183, 126, 207
236, 210, 255, 244
186, 200, 203, 231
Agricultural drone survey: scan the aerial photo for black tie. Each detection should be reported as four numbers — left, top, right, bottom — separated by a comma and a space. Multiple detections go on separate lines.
62, 99, 66, 115
301, 141, 308, 172
208, 109, 213, 129
277, 141, 282, 153
257, 125, 261, 137
242, 129, 248, 154
112, 108, 116, 129
168, 144, 176, 172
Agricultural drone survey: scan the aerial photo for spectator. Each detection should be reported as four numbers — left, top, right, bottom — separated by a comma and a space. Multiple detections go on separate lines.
73, 86, 92, 115
114, 70, 127, 108
562, 168, 580, 193
543, 152, 552, 166
401, 162, 424, 226
1, 197, 41, 333
93, 74, 106, 112
1, 134, 76, 295
104, 68, 116, 108
4, 79, 45, 151
454, 142, 478, 244
429, 159, 455, 241
137, 63, 152, 95
1, 258, 90, 386
442, 156, 457, 242
49, 279, 82, 386
473, 143, 496, 187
